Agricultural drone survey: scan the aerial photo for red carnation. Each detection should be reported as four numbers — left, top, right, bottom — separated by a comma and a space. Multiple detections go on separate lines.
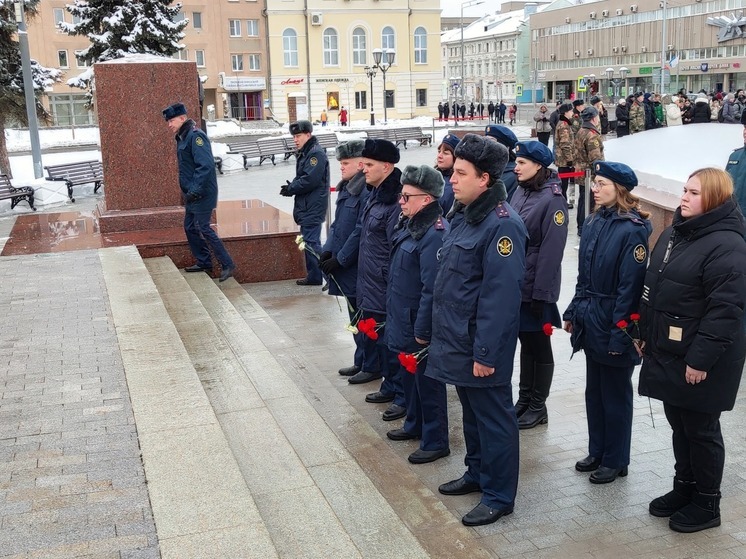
616, 319, 629, 330
542, 323, 553, 336
630, 313, 641, 322
367, 329, 379, 340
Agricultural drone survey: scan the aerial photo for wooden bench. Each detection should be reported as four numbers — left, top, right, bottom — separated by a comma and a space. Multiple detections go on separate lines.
393, 127, 432, 149
0, 174, 35, 211
256, 137, 295, 166
227, 140, 262, 169
366, 129, 395, 141
44, 160, 104, 203
315, 133, 339, 152
214, 156, 224, 175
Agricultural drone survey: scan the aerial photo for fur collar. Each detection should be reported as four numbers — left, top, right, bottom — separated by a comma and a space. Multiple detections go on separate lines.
369, 167, 402, 205
345, 170, 367, 196
401, 201, 443, 240
465, 183, 503, 225
176, 119, 197, 141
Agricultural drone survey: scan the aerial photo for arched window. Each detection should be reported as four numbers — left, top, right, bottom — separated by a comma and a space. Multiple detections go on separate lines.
323, 28, 339, 66
414, 27, 427, 64
382, 26, 395, 52
282, 29, 298, 67
352, 27, 367, 65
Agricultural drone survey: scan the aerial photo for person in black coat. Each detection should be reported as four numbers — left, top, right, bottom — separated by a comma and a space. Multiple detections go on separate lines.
615, 99, 630, 137
691, 96, 712, 123
460, 103, 467, 119
488, 101, 495, 122
563, 161, 651, 485
443, 102, 451, 121
643, 93, 657, 130
437, 102, 444, 121
639, 168, 746, 534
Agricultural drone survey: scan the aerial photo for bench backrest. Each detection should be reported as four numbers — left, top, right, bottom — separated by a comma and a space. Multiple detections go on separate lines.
0, 174, 12, 194
257, 137, 290, 153
45, 160, 103, 183
315, 134, 338, 149
228, 141, 261, 154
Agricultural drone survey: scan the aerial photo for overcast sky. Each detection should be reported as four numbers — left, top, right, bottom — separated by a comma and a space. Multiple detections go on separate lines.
440, 0, 506, 18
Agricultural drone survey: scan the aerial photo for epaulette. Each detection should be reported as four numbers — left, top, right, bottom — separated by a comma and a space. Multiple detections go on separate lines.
434, 216, 446, 230
495, 203, 510, 218
551, 183, 563, 196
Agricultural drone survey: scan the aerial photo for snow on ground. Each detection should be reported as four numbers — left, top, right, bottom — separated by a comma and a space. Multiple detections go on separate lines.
6, 127, 100, 152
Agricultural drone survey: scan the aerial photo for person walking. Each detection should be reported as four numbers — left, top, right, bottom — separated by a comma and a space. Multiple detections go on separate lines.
320, 140, 369, 377
563, 161, 651, 484
615, 98, 630, 137
639, 167, 746, 533
427, 134, 528, 527
435, 133, 459, 215
574, 106, 605, 236
320, 110, 328, 127
162, 102, 235, 282
339, 106, 348, 126
483, 124, 519, 202
533, 104, 552, 146
282, 120, 329, 286
508, 104, 517, 125
385, 165, 451, 464
510, 141, 568, 429
555, 103, 576, 205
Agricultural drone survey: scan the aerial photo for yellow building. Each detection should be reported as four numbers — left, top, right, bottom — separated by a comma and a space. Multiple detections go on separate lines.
266, 0, 442, 124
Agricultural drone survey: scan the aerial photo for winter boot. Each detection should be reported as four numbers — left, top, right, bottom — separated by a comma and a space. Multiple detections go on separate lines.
518, 363, 554, 430
649, 478, 696, 517
669, 490, 721, 533
515, 354, 534, 417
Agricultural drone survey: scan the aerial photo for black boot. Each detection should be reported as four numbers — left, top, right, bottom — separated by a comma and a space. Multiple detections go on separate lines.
515, 353, 534, 417
669, 490, 721, 533
518, 363, 553, 430
649, 478, 696, 517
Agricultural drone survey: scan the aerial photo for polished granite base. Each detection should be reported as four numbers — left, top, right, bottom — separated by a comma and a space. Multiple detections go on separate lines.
1, 199, 306, 283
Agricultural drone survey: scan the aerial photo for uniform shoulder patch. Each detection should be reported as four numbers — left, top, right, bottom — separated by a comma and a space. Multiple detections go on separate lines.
195, 136, 204, 147
434, 216, 445, 230
551, 183, 563, 196
310, 157, 318, 166
553, 210, 566, 227
497, 236, 513, 257
633, 244, 647, 263
495, 203, 510, 218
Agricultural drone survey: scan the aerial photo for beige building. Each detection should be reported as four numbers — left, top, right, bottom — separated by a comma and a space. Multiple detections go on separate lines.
266, 0, 442, 124
531, 0, 746, 101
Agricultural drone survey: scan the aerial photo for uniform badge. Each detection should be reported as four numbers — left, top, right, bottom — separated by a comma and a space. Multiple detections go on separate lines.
553, 210, 565, 226
633, 244, 647, 263
310, 157, 318, 166
195, 136, 204, 147
497, 236, 513, 257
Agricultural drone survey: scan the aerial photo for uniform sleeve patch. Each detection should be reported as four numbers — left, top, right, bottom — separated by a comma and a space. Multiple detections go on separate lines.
195, 136, 204, 147
310, 157, 318, 166
497, 236, 513, 257
634, 244, 647, 263
553, 210, 566, 226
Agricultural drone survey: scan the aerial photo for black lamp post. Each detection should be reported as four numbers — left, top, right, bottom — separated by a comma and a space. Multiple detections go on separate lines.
372, 48, 395, 124
364, 65, 377, 126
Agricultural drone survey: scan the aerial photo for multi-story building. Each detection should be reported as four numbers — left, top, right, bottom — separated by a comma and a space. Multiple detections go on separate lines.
266, 0, 441, 124
531, 0, 746, 101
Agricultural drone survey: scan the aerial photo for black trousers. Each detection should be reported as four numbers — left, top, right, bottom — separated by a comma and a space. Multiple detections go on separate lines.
537, 132, 551, 146
557, 166, 573, 202
663, 402, 725, 493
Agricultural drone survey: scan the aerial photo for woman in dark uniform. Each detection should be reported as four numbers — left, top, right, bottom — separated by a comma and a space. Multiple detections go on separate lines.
563, 161, 651, 484
510, 141, 568, 429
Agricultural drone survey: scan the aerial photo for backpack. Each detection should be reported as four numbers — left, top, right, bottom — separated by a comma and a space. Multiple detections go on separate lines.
718, 106, 725, 123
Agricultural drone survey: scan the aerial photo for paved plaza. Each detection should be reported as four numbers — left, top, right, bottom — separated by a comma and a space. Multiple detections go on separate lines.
1, 128, 746, 558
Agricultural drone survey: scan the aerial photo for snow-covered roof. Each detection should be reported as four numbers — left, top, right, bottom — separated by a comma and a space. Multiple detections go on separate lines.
100, 53, 182, 64
441, 6, 545, 43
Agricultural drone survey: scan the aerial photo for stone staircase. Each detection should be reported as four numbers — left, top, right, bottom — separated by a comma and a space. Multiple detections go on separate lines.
100, 246, 490, 559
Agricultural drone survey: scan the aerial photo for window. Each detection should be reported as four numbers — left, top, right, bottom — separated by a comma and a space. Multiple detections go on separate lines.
193, 12, 202, 29
172, 49, 188, 61
174, 11, 185, 23
231, 54, 244, 71
416, 88, 427, 107
385, 90, 394, 108
249, 54, 260, 70
246, 19, 259, 36
229, 20, 241, 37
72, 13, 81, 24
57, 50, 69, 68
414, 27, 427, 64
195, 50, 205, 67
50, 93, 95, 126
352, 27, 367, 65
355, 91, 367, 110
382, 26, 395, 51
323, 29, 339, 66
74, 50, 87, 68
53, 8, 65, 25
283, 29, 298, 67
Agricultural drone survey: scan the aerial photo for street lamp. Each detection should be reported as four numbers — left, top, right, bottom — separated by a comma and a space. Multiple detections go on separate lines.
460, 0, 484, 113
364, 65, 377, 126
372, 48, 395, 124
449, 77, 461, 126
605, 67, 629, 103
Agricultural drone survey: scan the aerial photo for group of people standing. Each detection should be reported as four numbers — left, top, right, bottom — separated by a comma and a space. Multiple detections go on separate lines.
437, 100, 512, 123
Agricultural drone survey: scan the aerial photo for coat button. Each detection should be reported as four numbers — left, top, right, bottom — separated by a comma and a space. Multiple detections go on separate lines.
479, 347, 487, 356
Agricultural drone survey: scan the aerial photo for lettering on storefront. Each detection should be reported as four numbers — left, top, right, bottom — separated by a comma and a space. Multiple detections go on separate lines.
316, 78, 350, 83
223, 77, 267, 91
281, 78, 305, 85
639, 67, 653, 75
707, 13, 746, 42
679, 63, 731, 72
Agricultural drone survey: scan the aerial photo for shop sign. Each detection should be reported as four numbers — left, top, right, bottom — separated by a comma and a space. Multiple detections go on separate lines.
316, 78, 350, 83
223, 76, 266, 91
281, 77, 305, 85
639, 67, 653, 75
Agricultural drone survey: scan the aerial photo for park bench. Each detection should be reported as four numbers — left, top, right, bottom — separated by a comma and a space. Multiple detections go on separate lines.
227, 140, 262, 169
315, 133, 339, 152
393, 127, 432, 149
44, 160, 104, 203
0, 174, 35, 211
214, 156, 224, 175
257, 137, 295, 166
366, 129, 396, 141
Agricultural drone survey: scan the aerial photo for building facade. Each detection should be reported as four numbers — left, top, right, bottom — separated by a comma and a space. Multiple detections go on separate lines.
530, 0, 746, 101
266, 0, 441, 125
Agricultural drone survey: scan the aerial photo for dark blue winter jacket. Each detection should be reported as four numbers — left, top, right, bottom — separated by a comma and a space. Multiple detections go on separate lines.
563, 206, 652, 367
176, 119, 217, 214
503, 161, 518, 202
438, 167, 455, 216
356, 168, 403, 314
385, 202, 449, 354
323, 171, 369, 297
726, 146, 746, 239
286, 135, 329, 226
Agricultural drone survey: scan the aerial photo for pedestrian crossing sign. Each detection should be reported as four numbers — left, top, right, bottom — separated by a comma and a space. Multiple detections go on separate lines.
577, 77, 587, 92
516, 84, 523, 96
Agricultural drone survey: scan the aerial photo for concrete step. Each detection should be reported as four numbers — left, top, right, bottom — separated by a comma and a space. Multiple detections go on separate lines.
98, 247, 278, 559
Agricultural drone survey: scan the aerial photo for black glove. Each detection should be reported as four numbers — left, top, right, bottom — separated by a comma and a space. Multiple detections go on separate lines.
320, 257, 341, 275
530, 299, 544, 319
320, 251, 332, 263
185, 191, 200, 203
280, 186, 291, 197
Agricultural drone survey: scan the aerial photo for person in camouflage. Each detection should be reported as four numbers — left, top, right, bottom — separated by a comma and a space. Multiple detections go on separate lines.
554, 103, 576, 207
629, 92, 646, 134
574, 106, 605, 235
571, 99, 585, 136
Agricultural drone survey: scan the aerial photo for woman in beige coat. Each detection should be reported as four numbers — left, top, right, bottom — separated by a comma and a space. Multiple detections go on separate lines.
534, 104, 552, 146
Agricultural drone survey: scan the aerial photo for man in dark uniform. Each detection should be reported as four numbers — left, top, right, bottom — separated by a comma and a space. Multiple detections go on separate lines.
282, 120, 329, 286
320, 140, 370, 377
427, 134, 528, 527
443, 101, 451, 121
349, 139, 407, 422
725, 111, 746, 232
437, 102, 444, 121
384, 165, 450, 464
163, 102, 235, 282
484, 124, 519, 202
488, 101, 495, 123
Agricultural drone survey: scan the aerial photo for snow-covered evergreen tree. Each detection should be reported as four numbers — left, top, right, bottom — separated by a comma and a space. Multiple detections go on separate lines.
60, 1, 188, 92
0, 0, 61, 177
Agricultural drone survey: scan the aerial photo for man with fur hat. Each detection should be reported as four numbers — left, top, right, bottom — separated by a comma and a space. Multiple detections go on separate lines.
163, 102, 236, 282
435, 133, 459, 214
484, 124, 519, 201
426, 134, 528, 527
384, 165, 451, 464
571, 99, 585, 135
320, 140, 370, 377
629, 92, 646, 134
350, 139, 407, 422
283, 120, 329, 286
575, 106, 605, 235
